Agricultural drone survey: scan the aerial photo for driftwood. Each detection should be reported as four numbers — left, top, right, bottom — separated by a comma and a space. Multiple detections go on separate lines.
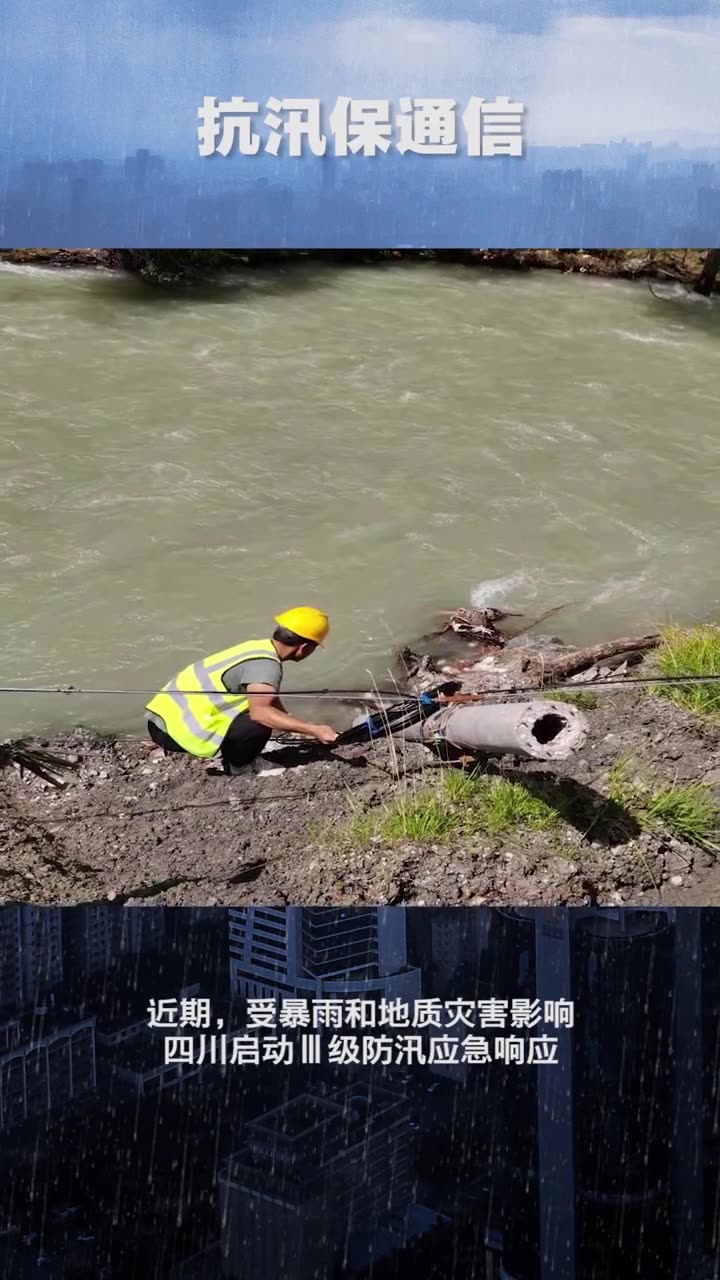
446, 634, 661, 680
434, 607, 512, 647
399, 627, 661, 695
0, 741, 79, 788
522, 634, 660, 684
397, 647, 438, 680
435, 602, 576, 648
505, 602, 576, 642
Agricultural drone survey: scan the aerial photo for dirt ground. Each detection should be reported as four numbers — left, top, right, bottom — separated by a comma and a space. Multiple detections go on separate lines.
2, 688, 720, 907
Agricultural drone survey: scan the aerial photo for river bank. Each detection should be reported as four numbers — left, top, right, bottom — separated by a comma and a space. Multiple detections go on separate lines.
0, 247, 716, 288
2, 262, 720, 906
3, 625, 720, 909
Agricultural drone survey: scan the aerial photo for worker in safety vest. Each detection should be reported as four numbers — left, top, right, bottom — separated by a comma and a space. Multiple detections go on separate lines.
145, 608, 338, 774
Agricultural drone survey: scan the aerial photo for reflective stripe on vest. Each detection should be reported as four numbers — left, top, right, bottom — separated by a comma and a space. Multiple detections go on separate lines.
145, 638, 281, 759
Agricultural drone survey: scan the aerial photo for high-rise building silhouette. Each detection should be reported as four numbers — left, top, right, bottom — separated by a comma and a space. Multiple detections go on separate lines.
424, 910, 493, 1084
0, 905, 62, 1007
124, 148, 165, 187
429, 910, 491, 994
540, 169, 584, 208
228, 907, 421, 1003
487, 907, 702, 1280
0, 1010, 96, 1129
698, 187, 720, 225
0, 908, 23, 1008
218, 1082, 414, 1279
61, 905, 166, 979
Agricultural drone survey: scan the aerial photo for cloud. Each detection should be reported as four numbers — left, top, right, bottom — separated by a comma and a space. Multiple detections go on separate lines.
238, 11, 720, 145
423, 0, 720, 24
1, 5, 719, 157
530, 16, 720, 142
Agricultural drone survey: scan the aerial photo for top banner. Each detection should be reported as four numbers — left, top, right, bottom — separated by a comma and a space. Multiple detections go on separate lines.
2, 0, 719, 247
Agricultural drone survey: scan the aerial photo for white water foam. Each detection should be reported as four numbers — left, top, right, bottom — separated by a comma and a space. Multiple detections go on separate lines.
612, 328, 687, 348
0, 262, 103, 280
470, 572, 532, 607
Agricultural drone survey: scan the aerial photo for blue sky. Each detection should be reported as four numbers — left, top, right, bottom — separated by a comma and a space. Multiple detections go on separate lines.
2, 0, 719, 160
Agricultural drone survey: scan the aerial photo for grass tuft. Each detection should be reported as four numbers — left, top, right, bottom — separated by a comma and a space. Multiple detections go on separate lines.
346, 754, 720, 856
349, 769, 562, 845
653, 625, 720, 717
608, 759, 720, 850
479, 777, 560, 836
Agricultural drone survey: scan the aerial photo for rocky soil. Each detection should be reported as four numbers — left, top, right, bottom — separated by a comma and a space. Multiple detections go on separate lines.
2, 683, 719, 908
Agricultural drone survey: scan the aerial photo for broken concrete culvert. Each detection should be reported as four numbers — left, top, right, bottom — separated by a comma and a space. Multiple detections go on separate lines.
403, 699, 589, 761
1, 611, 720, 908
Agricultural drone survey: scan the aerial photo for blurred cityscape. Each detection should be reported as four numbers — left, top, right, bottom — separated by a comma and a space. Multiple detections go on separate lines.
2, 140, 720, 247
0, 904, 718, 1279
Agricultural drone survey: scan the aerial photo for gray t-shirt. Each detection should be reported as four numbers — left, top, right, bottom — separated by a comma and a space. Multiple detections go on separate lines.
222, 657, 283, 696
147, 656, 282, 737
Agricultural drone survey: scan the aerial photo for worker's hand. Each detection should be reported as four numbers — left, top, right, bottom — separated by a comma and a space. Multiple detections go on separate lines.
311, 724, 339, 745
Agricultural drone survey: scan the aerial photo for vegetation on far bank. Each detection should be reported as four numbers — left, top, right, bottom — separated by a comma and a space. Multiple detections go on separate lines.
1, 246, 719, 293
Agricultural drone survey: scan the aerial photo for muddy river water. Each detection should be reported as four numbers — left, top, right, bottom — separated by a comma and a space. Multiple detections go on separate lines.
2, 259, 719, 736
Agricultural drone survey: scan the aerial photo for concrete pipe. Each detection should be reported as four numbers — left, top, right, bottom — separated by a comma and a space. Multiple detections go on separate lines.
403, 700, 589, 762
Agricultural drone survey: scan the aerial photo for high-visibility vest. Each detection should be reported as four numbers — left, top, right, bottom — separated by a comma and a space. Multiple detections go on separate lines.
145, 638, 282, 758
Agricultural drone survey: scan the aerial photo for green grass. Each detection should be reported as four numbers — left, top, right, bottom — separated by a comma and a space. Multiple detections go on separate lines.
653, 624, 720, 717
543, 690, 599, 711
348, 769, 562, 845
608, 759, 720, 850
478, 776, 560, 836
345, 753, 720, 855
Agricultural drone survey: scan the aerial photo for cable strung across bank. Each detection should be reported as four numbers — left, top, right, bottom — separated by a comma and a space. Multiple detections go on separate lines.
1, 669, 716, 781
1, 671, 720, 701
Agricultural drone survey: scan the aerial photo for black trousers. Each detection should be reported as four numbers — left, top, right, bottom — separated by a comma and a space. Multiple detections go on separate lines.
147, 715, 272, 775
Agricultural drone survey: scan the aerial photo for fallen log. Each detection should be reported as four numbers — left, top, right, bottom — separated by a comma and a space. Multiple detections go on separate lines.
523, 634, 660, 683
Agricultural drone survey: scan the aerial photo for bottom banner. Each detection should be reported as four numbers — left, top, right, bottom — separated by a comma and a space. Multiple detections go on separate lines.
0, 905, 717, 1279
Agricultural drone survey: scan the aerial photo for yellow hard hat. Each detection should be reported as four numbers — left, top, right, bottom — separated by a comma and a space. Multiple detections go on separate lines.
274, 607, 330, 645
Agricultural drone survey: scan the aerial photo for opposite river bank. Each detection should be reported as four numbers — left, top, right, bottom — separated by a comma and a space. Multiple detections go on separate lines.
1, 246, 717, 287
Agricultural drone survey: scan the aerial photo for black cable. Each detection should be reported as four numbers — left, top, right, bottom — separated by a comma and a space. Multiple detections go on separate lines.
1, 671, 720, 702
